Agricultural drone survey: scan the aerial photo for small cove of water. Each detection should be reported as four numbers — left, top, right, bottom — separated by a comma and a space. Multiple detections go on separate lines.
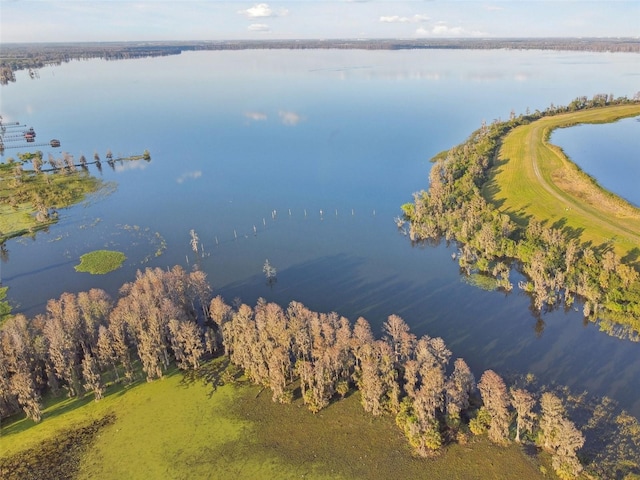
551, 115, 640, 207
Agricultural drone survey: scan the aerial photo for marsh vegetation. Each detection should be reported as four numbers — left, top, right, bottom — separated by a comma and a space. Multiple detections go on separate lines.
74, 250, 126, 275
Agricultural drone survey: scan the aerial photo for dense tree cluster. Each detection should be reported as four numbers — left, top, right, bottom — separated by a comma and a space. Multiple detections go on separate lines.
202, 294, 640, 478
0, 266, 213, 421
211, 293, 592, 475
401, 95, 640, 338
2, 266, 639, 478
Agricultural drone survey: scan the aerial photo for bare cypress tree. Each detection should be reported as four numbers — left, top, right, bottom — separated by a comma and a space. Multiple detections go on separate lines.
168, 319, 187, 369
445, 358, 475, 419
413, 366, 445, 425
9, 370, 41, 422
267, 346, 290, 403
43, 313, 80, 396
308, 310, 326, 361
209, 295, 232, 355
382, 314, 415, 365
427, 336, 451, 370
82, 353, 104, 401
540, 392, 566, 450
135, 319, 164, 381
351, 316, 374, 374
179, 320, 204, 370
229, 304, 259, 379
77, 288, 113, 354
477, 370, 511, 444
540, 392, 585, 479
0, 343, 20, 418
510, 387, 536, 443
358, 340, 398, 416
96, 325, 119, 382
1, 315, 42, 422
358, 340, 386, 416
552, 418, 585, 480
332, 315, 354, 390
379, 340, 401, 413
295, 358, 313, 402
403, 358, 419, 399
395, 397, 442, 456
188, 269, 212, 319
107, 308, 135, 383
189, 229, 199, 253
286, 301, 313, 362
304, 357, 332, 413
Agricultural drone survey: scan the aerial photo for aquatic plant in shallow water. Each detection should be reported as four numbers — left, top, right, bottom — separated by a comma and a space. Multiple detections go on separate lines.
74, 250, 126, 274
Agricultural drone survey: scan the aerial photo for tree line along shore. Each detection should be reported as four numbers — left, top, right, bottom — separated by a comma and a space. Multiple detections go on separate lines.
401, 95, 640, 339
2, 265, 639, 479
2, 37, 639, 85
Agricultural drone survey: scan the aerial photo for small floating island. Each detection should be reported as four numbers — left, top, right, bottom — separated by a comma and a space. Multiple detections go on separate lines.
74, 249, 126, 274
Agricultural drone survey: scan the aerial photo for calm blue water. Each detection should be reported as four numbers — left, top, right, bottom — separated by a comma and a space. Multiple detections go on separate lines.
2, 49, 640, 416
551, 115, 640, 206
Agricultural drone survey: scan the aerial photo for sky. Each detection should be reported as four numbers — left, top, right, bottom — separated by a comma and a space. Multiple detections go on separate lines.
1, 1, 639, 43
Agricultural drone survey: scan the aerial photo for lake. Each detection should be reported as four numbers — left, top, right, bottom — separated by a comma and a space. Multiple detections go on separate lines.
2, 49, 640, 416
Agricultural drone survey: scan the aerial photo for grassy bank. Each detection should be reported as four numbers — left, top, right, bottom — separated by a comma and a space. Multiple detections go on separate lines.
1, 360, 549, 480
484, 104, 640, 257
0, 160, 104, 242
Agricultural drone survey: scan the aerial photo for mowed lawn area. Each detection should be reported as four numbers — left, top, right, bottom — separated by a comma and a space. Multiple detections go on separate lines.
483, 104, 640, 257
1, 360, 549, 480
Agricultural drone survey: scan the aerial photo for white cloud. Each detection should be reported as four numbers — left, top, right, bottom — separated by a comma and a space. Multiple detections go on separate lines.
176, 170, 202, 184
279, 111, 303, 126
380, 14, 430, 24
485, 5, 505, 12
245, 111, 268, 121
417, 22, 486, 37
432, 24, 464, 35
238, 3, 288, 19
248, 23, 270, 32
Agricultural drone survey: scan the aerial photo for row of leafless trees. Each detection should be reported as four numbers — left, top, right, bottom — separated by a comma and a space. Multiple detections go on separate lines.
210, 294, 587, 477
0, 266, 213, 423
1, 265, 635, 478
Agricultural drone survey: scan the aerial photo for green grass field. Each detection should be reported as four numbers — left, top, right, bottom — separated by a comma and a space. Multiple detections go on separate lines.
0, 163, 103, 242
1, 360, 550, 480
483, 105, 640, 257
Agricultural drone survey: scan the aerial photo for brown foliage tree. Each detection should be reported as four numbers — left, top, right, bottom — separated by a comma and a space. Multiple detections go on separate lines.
478, 370, 511, 444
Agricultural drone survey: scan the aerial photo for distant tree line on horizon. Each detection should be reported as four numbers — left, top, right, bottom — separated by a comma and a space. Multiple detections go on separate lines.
2, 37, 639, 85
1, 266, 639, 478
401, 94, 640, 340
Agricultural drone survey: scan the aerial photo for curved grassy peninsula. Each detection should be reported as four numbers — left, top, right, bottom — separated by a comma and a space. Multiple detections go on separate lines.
485, 104, 640, 256
402, 97, 640, 337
